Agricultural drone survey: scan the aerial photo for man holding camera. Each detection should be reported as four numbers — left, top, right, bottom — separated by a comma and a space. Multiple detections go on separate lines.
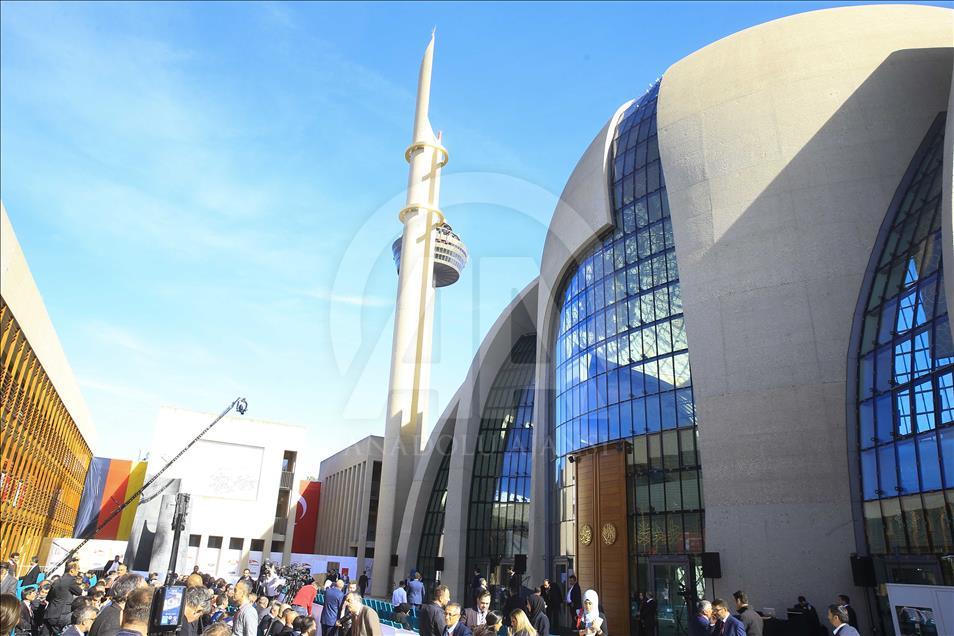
263, 565, 285, 601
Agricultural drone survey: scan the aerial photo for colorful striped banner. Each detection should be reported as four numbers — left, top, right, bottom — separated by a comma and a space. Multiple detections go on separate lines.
73, 457, 148, 541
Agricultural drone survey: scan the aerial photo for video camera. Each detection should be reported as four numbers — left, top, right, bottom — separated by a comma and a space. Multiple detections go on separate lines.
148, 585, 186, 634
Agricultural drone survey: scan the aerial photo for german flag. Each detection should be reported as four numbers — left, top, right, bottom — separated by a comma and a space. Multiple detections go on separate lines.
73, 458, 147, 541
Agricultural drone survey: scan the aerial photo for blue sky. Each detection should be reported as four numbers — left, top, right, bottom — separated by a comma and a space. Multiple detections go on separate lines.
1, 1, 946, 473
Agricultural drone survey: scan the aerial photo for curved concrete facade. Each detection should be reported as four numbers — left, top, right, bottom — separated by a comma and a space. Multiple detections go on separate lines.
656, 3, 952, 624
393, 396, 459, 586
396, 279, 539, 597
394, 6, 952, 635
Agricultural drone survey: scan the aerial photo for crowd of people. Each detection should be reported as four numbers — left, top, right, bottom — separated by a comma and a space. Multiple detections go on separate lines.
687, 592, 861, 636
0, 552, 864, 636
383, 569, 596, 636
0, 558, 384, 636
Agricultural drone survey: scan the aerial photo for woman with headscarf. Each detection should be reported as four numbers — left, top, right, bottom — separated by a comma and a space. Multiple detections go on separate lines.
508, 609, 537, 636
472, 611, 502, 636
526, 595, 550, 636
577, 590, 607, 636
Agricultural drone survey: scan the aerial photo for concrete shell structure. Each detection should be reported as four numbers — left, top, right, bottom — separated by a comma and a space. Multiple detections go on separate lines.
389, 6, 953, 636
652, 5, 953, 631
394, 280, 539, 594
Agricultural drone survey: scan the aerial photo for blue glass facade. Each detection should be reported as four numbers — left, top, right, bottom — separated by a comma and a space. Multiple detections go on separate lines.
552, 82, 704, 596
465, 334, 536, 601
855, 115, 954, 572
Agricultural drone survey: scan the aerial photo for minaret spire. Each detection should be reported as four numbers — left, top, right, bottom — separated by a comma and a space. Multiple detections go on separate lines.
412, 31, 436, 145
372, 31, 467, 600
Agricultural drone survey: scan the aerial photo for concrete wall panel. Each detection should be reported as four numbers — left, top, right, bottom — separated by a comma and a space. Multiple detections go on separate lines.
656, 3, 953, 623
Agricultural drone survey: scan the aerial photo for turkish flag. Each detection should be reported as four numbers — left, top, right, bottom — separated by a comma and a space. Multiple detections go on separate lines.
292, 480, 321, 553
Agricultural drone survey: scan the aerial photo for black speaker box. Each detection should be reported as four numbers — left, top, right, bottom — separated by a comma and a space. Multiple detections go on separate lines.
515, 554, 527, 573
435, 557, 445, 571
701, 552, 722, 579
390, 554, 399, 567
850, 555, 876, 587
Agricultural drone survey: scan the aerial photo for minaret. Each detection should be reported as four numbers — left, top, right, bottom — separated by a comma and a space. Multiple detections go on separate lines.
372, 34, 467, 597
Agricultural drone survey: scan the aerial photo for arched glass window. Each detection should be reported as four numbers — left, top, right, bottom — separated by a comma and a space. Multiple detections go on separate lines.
465, 334, 536, 602
417, 439, 452, 593
854, 114, 954, 559
551, 82, 703, 595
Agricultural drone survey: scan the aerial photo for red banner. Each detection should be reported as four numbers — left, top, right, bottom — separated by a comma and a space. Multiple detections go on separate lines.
291, 480, 320, 553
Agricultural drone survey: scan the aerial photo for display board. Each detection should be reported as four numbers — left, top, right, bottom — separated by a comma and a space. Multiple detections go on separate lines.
887, 583, 954, 636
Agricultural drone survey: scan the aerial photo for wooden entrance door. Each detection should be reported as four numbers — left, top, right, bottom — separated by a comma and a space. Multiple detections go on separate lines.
574, 444, 630, 636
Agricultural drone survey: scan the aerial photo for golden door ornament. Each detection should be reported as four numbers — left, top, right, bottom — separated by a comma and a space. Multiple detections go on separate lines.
579, 523, 593, 546
601, 522, 618, 545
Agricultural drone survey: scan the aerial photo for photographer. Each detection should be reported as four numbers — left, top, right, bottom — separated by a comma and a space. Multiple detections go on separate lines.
181, 586, 213, 636
263, 567, 285, 602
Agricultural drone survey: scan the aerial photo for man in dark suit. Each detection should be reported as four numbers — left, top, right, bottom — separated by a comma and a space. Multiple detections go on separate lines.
566, 575, 582, 630
20, 557, 42, 589
419, 585, 449, 636
711, 599, 744, 636
541, 579, 562, 635
688, 600, 712, 636
639, 593, 658, 636
444, 603, 472, 636
836, 596, 858, 629
732, 592, 762, 636
463, 591, 491, 631
503, 577, 528, 618
270, 609, 297, 636
42, 562, 84, 636
101, 557, 120, 577
89, 573, 145, 636
321, 580, 345, 636
18, 586, 39, 636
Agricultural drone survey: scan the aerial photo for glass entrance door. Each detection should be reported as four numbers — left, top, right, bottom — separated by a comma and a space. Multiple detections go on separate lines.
650, 559, 691, 636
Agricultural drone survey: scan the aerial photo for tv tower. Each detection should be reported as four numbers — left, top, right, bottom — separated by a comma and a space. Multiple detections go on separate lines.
372, 33, 467, 595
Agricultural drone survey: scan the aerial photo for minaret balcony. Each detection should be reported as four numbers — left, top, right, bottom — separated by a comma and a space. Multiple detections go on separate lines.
392, 222, 468, 287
